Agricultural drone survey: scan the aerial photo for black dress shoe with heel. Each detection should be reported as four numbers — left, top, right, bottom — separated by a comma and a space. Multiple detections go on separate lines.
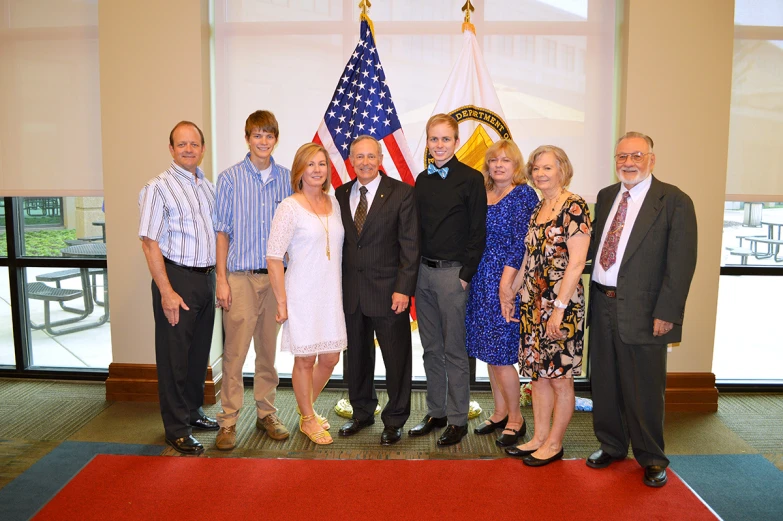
190, 416, 219, 431
166, 435, 204, 455
643, 465, 668, 488
437, 424, 468, 446
380, 426, 403, 445
586, 448, 625, 469
338, 417, 375, 437
495, 420, 526, 447
474, 416, 508, 435
522, 448, 564, 467
408, 415, 447, 437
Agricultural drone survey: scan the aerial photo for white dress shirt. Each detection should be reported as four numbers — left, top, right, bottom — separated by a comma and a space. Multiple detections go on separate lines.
349, 174, 382, 218
593, 174, 653, 287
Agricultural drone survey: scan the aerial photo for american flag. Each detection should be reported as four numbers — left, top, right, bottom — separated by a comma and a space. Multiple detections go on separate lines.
313, 19, 416, 188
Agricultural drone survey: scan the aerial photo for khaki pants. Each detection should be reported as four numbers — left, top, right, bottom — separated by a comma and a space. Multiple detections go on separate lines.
217, 272, 280, 427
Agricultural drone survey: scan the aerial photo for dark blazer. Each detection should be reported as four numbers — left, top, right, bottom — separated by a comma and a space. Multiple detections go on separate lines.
336, 174, 420, 317
588, 175, 698, 345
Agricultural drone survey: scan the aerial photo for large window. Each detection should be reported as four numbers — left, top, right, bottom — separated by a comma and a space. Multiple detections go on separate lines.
714, 1, 783, 382
0, 197, 110, 372
215, 0, 617, 383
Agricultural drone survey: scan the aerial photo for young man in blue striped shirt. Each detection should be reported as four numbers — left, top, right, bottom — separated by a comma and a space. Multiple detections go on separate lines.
213, 111, 294, 450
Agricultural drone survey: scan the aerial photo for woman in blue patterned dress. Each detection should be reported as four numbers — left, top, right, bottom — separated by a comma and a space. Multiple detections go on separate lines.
466, 139, 539, 447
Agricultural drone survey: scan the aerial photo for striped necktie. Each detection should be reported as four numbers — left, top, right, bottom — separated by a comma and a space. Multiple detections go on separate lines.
354, 186, 368, 234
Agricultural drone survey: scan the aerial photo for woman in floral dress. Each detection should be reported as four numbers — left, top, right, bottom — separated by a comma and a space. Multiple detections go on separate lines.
501, 145, 591, 466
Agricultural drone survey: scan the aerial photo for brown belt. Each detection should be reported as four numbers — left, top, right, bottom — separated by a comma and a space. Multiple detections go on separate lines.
593, 282, 617, 298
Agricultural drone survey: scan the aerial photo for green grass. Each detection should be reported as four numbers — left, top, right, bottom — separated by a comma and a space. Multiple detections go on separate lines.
0, 229, 77, 257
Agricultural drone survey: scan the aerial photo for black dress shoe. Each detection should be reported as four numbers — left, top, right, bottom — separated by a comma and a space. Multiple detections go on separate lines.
522, 448, 564, 467
474, 416, 508, 435
338, 417, 375, 437
495, 420, 527, 447
408, 415, 447, 437
586, 448, 625, 469
190, 416, 219, 431
505, 445, 538, 458
643, 465, 668, 488
437, 424, 468, 446
166, 435, 204, 455
380, 426, 402, 445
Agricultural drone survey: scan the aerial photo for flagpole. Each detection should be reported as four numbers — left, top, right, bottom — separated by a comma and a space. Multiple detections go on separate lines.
333, 0, 382, 421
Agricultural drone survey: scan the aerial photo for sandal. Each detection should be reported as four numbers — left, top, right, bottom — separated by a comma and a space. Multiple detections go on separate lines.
296, 405, 330, 430
299, 414, 333, 445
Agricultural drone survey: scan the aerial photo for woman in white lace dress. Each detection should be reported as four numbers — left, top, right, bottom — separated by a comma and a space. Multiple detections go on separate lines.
267, 142, 346, 445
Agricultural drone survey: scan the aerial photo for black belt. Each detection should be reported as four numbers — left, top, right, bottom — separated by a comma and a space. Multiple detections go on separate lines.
163, 257, 215, 274
593, 281, 617, 298
421, 257, 462, 269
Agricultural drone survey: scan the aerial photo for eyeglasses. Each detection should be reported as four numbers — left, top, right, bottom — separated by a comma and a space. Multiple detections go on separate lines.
615, 152, 651, 164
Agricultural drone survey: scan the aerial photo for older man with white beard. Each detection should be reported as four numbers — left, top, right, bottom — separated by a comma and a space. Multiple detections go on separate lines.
585, 131, 697, 488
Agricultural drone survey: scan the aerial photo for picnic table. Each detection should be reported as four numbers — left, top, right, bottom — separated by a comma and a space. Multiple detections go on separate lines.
29, 243, 110, 336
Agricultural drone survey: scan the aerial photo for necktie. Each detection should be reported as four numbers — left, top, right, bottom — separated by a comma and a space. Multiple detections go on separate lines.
354, 186, 368, 234
427, 163, 449, 179
599, 191, 631, 271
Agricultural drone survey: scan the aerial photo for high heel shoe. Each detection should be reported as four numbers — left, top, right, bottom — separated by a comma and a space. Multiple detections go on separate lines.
495, 419, 527, 447
299, 414, 333, 445
296, 405, 330, 430
474, 415, 508, 435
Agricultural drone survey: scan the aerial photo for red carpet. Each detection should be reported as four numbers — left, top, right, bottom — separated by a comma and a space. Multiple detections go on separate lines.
34, 456, 717, 521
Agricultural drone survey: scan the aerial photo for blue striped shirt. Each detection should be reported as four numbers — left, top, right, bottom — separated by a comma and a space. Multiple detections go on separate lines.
214, 154, 293, 271
138, 161, 217, 267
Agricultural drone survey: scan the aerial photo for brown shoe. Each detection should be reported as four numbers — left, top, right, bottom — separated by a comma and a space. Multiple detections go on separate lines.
257, 413, 290, 440
215, 425, 236, 450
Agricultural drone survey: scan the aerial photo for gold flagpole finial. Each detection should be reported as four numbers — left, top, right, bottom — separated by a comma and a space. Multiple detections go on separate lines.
359, 0, 372, 18
461, 0, 476, 34
359, 0, 375, 37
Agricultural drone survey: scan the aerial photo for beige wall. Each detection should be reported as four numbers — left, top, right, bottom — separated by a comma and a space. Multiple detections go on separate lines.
621, 0, 734, 372
99, 0, 221, 366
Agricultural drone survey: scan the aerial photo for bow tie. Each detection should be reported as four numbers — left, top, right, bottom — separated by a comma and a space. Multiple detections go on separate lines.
427, 163, 449, 179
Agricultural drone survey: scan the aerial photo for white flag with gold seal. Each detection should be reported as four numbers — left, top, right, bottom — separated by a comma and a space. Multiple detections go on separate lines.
413, 19, 511, 174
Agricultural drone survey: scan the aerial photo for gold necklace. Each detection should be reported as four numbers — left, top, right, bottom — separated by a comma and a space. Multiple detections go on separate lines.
304, 194, 330, 260
489, 183, 513, 205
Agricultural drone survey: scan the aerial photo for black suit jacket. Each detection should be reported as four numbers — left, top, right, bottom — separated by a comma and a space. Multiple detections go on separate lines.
588, 175, 698, 345
336, 175, 420, 317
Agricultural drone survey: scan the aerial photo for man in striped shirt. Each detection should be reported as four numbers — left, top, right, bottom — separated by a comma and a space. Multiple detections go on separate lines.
213, 110, 294, 450
139, 121, 218, 455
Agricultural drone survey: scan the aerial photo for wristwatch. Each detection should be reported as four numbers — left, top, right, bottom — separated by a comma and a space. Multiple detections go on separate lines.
553, 299, 567, 309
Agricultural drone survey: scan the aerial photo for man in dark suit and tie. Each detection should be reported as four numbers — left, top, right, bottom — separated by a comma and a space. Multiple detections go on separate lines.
335, 135, 420, 445
586, 131, 697, 487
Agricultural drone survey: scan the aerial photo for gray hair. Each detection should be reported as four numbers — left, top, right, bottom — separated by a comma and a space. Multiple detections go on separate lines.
349, 135, 382, 156
616, 131, 654, 153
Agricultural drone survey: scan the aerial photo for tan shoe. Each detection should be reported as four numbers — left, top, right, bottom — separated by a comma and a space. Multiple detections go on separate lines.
257, 413, 290, 440
215, 425, 236, 450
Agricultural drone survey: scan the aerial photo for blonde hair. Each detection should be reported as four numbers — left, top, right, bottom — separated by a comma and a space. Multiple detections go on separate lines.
291, 143, 331, 193
525, 145, 574, 188
425, 113, 459, 140
483, 139, 527, 190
